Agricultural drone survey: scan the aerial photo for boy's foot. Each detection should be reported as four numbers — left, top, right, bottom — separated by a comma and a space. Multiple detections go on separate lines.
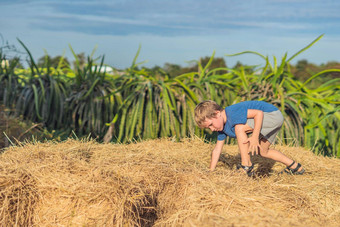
282, 161, 305, 175
237, 163, 255, 177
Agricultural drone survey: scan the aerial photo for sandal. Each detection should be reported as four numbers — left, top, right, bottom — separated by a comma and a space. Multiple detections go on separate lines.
282, 161, 305, 175
237, 163, 255, 177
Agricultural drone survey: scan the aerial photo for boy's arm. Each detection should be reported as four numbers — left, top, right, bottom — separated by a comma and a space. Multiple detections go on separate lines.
245, 109, 264, 155
210, 139, 225, 171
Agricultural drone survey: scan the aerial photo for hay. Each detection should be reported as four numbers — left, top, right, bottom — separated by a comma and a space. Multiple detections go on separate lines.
0, 138, 339, 226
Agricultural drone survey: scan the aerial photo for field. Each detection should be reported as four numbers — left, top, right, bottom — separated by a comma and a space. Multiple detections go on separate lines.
0, 138, 339, 226
1, 36, 340, 157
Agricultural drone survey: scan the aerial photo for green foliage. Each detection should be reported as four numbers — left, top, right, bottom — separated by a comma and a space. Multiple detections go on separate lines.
0, 36, 339, 157
14, 39, 68, 129
0, 53, 19, 109
65, 45, 118, 138
108, 45, 197, 142
37, 54, 71, 70
163, 56, 227, 78
224, 34, 340, 157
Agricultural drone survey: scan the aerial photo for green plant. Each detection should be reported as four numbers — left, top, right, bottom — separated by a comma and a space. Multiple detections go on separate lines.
1, 37, 338, 157
0, 52, 20, 110
225, 34, 340, 156
14, 39, 68, 129
106, 45, 207, 143
65, 45, 118, 138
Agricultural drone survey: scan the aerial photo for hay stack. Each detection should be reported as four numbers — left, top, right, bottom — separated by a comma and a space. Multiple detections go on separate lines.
0, 138, 339, 226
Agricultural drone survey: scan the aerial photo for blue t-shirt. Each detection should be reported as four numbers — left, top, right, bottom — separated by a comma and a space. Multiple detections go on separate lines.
217, 101, 278, 141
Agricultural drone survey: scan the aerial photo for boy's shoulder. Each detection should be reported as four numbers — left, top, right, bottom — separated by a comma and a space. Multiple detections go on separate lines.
226, 101, 278, 113
225, 101, 250, 110
225, 102, 249, 118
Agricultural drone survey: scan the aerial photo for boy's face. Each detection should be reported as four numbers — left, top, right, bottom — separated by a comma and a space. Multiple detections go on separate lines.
202, 111, 224, 132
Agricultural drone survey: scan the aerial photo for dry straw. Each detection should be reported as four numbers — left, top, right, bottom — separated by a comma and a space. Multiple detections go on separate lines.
0, 138, 339, 226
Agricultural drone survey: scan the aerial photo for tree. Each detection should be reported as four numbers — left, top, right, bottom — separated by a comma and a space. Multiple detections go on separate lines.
291, 59, 319, 82
37, 55, 70, 69
9, 57, 24, 69
232, 61, 255, 74
163, 63, 182, 78
73, 52, 86, 70
163, 57, 228, 78
322, 61, 340, 79
37, 55, 52, 68
182, 56, 227, 75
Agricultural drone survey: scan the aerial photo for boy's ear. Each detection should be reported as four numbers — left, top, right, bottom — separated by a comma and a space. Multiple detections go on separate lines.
215, 110, 221, 117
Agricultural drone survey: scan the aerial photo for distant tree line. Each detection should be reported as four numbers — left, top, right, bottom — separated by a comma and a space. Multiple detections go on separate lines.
5, 53, 340, 88
145, 57, 340, 88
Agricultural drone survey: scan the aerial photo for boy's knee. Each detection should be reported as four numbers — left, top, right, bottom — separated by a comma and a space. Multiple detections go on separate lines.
259, 149, 268, 157
259, 145, 270, 157
259, 139, 271, 157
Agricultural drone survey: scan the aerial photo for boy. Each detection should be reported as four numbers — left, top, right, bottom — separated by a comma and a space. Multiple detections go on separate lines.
194, 100, 304, 176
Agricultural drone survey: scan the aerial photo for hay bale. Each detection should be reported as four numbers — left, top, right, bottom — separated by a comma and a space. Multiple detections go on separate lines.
0, 138, 339, 226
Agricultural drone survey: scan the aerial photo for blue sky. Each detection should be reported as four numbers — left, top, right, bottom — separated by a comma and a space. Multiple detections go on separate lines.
1, 0, 340, 69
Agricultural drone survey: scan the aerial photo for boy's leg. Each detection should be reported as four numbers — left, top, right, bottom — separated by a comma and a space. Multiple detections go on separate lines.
259, 138, 303, 170
235, 124, 252, 166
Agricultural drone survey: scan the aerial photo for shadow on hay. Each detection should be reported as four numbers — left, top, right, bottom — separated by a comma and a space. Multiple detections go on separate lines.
133, 194, 159, 227
219, 153, 276, 177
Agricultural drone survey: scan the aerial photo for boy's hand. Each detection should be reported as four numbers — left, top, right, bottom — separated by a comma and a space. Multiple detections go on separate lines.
243, 136, 260, 155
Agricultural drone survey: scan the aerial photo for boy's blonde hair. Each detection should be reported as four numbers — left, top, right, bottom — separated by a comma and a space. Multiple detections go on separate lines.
194, 100, 223, 128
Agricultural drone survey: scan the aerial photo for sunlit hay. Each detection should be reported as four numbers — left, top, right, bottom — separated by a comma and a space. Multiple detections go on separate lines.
0, 169, 38, 225
0, 138, 339, 226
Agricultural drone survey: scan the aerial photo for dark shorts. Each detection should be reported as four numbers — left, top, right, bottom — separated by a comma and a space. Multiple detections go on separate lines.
246, 110, 284, 144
